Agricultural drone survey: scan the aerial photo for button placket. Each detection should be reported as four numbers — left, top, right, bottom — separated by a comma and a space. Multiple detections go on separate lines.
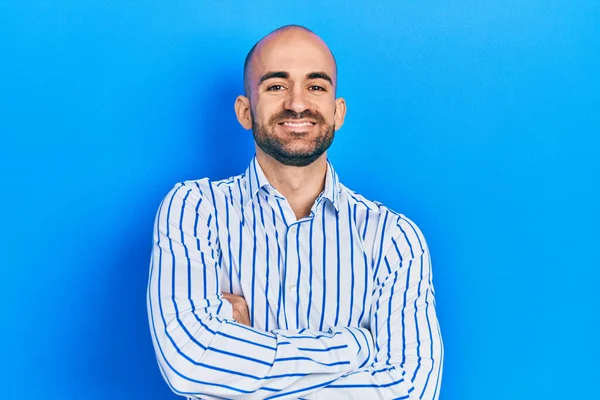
283, 221, 307, 328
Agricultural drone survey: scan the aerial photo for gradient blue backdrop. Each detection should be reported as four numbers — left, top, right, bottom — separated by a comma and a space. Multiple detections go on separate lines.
1, 1, 598, 399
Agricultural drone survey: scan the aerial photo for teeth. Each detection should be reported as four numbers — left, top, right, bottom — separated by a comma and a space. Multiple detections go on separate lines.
283, 122, 313, 127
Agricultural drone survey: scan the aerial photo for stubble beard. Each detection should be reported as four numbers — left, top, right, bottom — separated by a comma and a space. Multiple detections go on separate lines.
251, 108, 335, 167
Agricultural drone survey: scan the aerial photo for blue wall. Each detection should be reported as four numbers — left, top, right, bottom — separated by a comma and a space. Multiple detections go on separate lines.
1, 1, 598, 398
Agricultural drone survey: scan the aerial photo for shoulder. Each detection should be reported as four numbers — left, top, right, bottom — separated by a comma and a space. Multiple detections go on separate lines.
339, 182, 418, 228
339, 183, 428, 257
374, 200, 428, 258
161, 172, 247, 216
153, 179, 213, 222
338, 183, 380, 214
162, 177, 213, 203
390, 213, 428, 258
167, 171, 244, 200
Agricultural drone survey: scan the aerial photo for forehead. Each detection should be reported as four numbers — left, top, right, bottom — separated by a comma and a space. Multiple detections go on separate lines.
250, 31, 336, 84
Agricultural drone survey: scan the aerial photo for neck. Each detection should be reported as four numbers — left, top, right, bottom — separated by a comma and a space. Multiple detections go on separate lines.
255, 148, 328, 220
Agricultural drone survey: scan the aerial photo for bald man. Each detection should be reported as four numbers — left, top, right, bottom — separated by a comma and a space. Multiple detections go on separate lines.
147, 25, 443, 400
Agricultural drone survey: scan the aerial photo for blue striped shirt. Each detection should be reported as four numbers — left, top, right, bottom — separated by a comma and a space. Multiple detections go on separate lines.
147, 156, 443, 399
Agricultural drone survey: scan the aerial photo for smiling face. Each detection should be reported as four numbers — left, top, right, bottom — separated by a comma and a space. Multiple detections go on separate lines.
235, 27, 346, 167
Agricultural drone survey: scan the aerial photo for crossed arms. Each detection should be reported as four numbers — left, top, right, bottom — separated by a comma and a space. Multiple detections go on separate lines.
147, 183, 443, 399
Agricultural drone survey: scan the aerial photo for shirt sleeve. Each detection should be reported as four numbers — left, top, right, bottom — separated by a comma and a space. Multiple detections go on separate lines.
146, 182, 374, 400
302, 214, 444, 400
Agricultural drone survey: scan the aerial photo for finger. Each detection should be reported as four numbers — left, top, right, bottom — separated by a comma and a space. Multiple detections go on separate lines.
222, 292, 242, 301
237, 314, 251, 326
222, 293, 238, 304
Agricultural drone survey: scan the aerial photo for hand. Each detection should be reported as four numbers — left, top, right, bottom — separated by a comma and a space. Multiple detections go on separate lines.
222, 292, 251, 326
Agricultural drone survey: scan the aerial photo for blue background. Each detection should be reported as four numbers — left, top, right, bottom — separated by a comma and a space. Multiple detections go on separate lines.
1, 1, 598, 399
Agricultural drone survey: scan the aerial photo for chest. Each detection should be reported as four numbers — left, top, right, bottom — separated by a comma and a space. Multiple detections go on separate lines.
217, 196, 376, 332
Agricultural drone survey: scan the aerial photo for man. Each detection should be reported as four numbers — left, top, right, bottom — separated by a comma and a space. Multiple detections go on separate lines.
147, 25, 443, 399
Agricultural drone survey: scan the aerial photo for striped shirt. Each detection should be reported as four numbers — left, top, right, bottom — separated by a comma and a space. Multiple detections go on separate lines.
147, 156, 443, 399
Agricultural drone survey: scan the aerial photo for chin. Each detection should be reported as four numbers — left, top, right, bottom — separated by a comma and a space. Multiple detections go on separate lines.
282, 143, 318, 156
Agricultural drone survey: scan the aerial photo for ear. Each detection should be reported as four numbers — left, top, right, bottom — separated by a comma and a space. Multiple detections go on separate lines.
334, 97, 347, 130
235, 95, 253, 130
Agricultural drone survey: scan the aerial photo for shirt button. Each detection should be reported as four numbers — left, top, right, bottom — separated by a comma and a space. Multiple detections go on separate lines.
288, 284, 297, 292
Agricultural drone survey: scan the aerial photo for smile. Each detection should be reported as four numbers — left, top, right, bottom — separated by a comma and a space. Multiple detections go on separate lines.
279, 121, 316, 127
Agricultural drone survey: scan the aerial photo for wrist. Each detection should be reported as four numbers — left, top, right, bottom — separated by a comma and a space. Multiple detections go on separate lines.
344, 327, 374, 369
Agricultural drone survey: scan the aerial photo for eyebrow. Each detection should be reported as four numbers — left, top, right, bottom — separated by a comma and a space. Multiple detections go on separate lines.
258, 71, 334, 86
306, 72, 333, 85
258, 71, 289, 85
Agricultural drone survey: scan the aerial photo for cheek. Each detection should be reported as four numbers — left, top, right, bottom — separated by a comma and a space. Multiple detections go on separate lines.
320, 103, 337, 122
253, 100, 281, 124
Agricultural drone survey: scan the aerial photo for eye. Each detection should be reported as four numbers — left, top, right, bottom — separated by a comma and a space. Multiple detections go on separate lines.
266, 85, 285, 91
309, 85, 326, 91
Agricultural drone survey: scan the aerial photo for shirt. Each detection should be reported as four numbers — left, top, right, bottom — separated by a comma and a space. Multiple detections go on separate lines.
147, 156, 443, 400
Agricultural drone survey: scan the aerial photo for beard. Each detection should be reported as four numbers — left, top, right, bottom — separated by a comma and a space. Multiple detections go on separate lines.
251, 108, 335, 167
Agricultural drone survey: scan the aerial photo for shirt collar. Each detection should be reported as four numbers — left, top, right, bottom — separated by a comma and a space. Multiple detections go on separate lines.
243, 156, 341, 212
244, 156, 273, 202
322, 159, 341, 212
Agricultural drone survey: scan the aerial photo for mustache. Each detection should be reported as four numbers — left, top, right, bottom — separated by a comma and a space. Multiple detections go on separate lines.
269, 109, 326, 125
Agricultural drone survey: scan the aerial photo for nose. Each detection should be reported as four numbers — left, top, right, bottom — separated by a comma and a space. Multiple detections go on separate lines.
283, 86, 309, 113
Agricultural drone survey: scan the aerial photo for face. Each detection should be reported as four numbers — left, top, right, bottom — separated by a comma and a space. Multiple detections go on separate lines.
236, 29, 346, 167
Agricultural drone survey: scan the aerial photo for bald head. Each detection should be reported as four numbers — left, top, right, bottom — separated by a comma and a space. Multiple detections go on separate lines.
243, 25, 338, 97
233, 24, 347, 167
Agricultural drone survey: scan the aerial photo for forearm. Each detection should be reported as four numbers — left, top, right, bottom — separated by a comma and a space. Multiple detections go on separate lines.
148, 292, 373, 399
302, 356, 443, 400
